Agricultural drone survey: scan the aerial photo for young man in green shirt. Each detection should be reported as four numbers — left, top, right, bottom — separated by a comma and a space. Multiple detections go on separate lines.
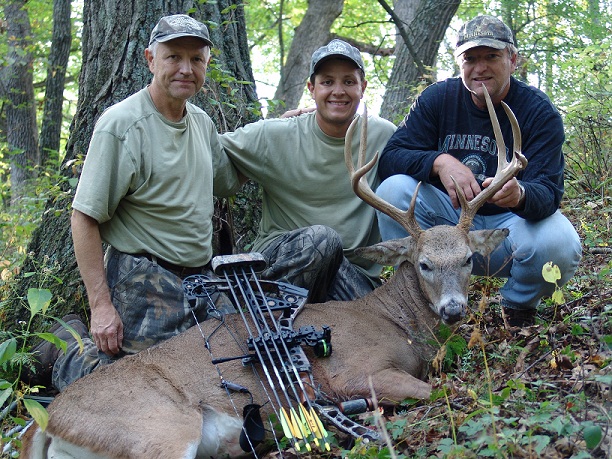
221, 40, 396, 302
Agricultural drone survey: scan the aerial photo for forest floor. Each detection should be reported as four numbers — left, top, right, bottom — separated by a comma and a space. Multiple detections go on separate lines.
267, 197, 612, 458
1, 197, 610, 459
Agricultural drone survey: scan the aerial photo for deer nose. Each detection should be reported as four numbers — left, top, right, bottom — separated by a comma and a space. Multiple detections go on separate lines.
440, 301, 466, 324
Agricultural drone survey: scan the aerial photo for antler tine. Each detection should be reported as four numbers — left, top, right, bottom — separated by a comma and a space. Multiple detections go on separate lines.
458, 85, 528, 229
345, 105, 423, 239
502, 101, 525, 168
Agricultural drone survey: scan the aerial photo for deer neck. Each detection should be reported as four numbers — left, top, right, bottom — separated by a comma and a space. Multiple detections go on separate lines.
365, 262, 440, 334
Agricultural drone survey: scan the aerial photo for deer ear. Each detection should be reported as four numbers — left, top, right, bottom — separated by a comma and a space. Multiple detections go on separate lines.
468, 228, 509, 256
355, 237, 416, 266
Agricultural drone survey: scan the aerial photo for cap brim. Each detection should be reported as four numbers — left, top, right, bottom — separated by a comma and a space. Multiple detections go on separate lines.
454, 38, 507, 57
311, 54, 363, 76
155, 33, 213, 47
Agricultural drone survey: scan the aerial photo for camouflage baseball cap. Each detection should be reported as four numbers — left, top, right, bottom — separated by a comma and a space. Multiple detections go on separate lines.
149, 14, 213, 47
455, 15, 514, 57
309, 39, 365, 77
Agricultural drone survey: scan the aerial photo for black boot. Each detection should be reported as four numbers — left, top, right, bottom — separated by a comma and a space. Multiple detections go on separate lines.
23, 314, 89, 387
503, 307, 536, 327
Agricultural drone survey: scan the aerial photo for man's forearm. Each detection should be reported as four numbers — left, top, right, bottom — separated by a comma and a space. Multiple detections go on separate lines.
70, 210, 112, 310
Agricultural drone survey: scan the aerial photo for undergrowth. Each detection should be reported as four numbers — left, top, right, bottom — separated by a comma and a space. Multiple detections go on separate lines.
337, 195, 611, 459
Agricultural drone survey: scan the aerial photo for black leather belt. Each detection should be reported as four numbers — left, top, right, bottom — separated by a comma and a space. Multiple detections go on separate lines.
138, 253, 210, 278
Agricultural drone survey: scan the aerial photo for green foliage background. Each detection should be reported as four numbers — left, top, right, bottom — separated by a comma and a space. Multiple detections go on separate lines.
0, 0, 610, 457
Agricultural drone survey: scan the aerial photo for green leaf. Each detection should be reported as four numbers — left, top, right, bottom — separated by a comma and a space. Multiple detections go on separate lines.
592, 374, 612, 384
34, 332, 67, 354
542, 262, 562, 284
0, 387, 13, 410
583, 424, 602, 449
51, 317, 85, 354
27, 288, 53, 317
436, 437, 457, 454
23, 398, 49, 431
551, 289, 565, 304
0, 338, 17, 365
527, 435, 550, 455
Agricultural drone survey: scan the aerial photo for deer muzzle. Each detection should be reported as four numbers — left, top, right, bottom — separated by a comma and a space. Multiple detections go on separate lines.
439, 299, 466, 325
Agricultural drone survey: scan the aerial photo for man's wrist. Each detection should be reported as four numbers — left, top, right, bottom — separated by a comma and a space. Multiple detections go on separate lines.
516, 182, 526, 207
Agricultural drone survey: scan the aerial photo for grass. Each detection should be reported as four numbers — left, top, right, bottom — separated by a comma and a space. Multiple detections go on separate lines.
0, 185, 610, 457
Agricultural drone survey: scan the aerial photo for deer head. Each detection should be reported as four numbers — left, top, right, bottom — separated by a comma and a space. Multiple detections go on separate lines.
345, 86, 527, 324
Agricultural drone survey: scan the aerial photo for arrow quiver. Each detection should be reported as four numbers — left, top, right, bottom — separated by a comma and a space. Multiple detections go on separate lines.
183, 253, 380, 455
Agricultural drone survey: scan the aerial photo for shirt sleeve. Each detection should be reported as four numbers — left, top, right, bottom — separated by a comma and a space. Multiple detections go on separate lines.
219, 119, 269, 182
512, 100, 565, 220
72, 129, 136, 223
210, 127, 242, 198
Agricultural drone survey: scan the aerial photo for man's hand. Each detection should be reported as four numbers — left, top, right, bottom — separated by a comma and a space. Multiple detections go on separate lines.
482, 176, 525, 209
432, 154, 481, 208
280, 106, 316, 119
90, 303, 124, 356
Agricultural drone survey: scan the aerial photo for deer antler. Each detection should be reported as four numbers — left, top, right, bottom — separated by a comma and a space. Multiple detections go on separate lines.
344, 105, 423, 239
456, 84, 528, 230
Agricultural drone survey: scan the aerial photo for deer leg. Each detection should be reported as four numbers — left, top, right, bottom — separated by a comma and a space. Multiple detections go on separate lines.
198, 406, 247, 458
369, 367, 432, 401
46, 436, 111, 459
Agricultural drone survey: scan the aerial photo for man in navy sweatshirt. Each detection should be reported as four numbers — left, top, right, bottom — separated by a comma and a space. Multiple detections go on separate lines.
376, 15, 581, 327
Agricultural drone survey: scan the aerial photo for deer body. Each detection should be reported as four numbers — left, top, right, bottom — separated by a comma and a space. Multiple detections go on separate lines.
20, 237, 507, 459
21, 87, 525, 459
23, 267, 432, 459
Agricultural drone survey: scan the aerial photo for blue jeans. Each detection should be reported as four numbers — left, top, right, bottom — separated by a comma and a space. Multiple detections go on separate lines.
376, 175, 582, 310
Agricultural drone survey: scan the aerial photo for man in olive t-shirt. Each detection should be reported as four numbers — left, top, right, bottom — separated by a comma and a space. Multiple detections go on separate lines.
221, 39, 396, 302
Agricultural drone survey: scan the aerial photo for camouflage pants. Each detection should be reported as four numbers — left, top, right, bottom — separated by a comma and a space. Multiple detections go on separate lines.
52, 247, 233, 391
258, 225, 376, 303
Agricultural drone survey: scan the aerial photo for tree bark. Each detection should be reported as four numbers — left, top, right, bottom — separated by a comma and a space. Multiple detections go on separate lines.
39, 0, 73, 167
3, 0, 39, 201
379, 0, 460, 122
268, 0, 345, 117
7, 0, 259, 328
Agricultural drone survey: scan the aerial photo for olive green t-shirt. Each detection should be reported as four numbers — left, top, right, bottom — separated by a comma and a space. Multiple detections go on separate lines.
220, 112, 396, 282
73, 88, 240, 267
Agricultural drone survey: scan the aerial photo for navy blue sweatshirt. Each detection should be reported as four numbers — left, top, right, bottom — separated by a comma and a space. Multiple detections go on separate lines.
379, 77, 565, 220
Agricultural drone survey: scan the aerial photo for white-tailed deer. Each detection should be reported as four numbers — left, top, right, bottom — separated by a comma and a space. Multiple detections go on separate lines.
21, 88, 526, 459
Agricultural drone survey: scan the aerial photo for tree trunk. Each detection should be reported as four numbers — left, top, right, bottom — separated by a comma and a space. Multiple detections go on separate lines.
39, 0, 73, 167
379, 0, 460, 123
3, 0, 39, 201
7, 0, 259, 329
267, 0, 345, 117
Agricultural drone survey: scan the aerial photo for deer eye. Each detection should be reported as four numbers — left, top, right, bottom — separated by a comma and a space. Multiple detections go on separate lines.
419, 262, 432, 272
465, 256, 473, 267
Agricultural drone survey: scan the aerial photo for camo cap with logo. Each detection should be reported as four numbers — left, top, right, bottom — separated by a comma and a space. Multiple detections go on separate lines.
149, 14, 213, 47
309, 39, 365, 78
455, 15, 514, 57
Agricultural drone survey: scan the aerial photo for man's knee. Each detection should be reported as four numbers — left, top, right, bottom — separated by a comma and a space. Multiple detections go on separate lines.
546, 227, 582, 285
306, 225, 343, 257
510, 214, 582, 288
376, 174, 418, 205
261, 225, 343, 273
